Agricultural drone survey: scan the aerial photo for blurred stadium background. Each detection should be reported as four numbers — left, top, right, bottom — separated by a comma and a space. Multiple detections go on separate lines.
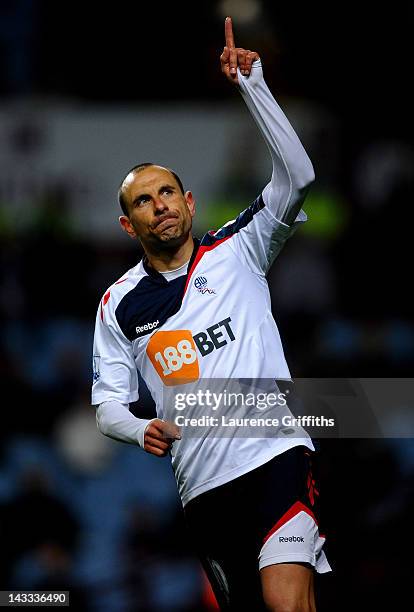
0, 1, 413, 610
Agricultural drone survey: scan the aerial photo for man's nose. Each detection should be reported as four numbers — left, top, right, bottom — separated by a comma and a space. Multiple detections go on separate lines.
153, 197, 168, 213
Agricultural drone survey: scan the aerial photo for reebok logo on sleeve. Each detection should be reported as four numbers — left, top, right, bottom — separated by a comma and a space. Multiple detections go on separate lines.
136, 320, 159, 336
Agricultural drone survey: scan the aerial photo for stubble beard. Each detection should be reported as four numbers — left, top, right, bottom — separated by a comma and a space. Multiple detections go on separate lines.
145, 217, 192, 252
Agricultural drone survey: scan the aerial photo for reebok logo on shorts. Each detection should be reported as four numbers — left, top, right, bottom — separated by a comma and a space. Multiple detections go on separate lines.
278, 536, 305, 543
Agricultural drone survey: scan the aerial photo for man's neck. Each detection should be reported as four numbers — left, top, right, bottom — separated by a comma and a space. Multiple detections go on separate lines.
144, 235, 195, 272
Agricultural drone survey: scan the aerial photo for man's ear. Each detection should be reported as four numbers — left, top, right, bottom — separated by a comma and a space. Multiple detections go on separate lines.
185, 191, 196, 217
119, 215, 137, 239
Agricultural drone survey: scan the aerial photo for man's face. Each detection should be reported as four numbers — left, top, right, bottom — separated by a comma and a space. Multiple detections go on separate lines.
119, 166, 195, 250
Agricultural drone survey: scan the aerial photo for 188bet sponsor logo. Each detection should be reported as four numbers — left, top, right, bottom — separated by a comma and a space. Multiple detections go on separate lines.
146, 317, 235, 385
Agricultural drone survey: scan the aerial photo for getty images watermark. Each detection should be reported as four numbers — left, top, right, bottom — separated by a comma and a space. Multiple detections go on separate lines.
173, 388, 334, 429
160, 378, 414, 438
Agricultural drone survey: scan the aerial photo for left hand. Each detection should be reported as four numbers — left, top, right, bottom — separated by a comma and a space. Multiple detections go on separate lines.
220, 16, 260, 86
143, 419, 181, 457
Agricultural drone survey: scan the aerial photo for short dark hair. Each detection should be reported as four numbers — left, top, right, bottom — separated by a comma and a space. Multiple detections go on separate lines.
118, 162, 185, 216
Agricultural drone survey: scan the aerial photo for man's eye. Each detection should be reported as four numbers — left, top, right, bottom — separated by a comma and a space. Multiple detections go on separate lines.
163, 189, 173, 195
137, 197, 150, 205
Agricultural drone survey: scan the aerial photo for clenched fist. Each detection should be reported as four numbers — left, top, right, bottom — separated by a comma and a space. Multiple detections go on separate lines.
144, 418, 181, 457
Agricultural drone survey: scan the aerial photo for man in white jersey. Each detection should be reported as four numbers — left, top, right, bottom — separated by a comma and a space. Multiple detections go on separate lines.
92, 17, 331, 611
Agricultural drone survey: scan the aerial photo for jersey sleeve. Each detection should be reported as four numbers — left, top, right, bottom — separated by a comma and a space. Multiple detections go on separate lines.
91, 295, 139, 406
96, 400, 155, 448
224, 60, 315, 276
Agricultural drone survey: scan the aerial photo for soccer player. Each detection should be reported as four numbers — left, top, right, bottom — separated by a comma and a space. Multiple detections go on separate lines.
92, 17, 331, 611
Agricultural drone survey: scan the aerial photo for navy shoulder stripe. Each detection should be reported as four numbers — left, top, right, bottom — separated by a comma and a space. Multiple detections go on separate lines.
201, 194, 264, 247
115, 238, 200, 341
115, 275, 187, 341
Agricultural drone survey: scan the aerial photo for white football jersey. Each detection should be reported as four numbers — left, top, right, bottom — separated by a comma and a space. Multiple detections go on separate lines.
92, 61, 316, 506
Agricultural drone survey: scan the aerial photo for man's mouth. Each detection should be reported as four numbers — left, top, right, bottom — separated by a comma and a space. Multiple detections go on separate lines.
152, 213, 179, 230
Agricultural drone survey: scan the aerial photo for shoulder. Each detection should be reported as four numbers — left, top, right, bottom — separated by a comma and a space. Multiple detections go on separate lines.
98, 261, 145, 325
200, 194, 265, 248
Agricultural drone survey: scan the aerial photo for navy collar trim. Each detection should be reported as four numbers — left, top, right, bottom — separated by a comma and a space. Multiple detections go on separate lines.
142, 237, 200, 281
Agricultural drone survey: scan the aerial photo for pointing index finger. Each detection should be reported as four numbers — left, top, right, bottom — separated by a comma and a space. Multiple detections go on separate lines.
225, 16, 235, 49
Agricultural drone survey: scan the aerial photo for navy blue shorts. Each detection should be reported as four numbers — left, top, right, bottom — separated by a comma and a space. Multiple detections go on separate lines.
184, 445, 330, 610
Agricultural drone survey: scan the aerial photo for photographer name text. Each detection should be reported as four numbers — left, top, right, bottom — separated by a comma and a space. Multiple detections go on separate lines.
174, 415, 335, 428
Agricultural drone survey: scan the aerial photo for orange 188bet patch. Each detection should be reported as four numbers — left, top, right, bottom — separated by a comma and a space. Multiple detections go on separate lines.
146, 330, 200, 385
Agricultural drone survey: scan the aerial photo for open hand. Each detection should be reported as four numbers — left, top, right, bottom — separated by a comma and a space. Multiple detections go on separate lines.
220, 16, 260, 86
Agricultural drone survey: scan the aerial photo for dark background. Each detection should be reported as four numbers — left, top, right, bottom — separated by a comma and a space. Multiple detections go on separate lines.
0, 1, 413, 610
